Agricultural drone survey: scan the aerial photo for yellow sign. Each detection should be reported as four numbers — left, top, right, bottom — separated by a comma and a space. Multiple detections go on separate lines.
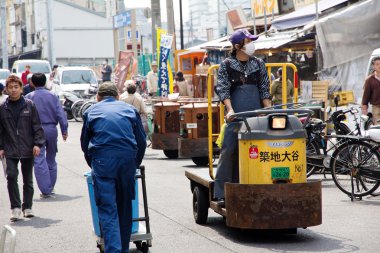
251, 0, 279, 17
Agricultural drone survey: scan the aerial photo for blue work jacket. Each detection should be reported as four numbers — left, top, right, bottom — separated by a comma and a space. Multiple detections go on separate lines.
80, 97, 146, 167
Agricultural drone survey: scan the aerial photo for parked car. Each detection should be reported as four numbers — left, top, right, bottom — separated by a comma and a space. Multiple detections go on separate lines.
51, 66, 99, 98
11, 60, 52, 81
0, 69, 10, 84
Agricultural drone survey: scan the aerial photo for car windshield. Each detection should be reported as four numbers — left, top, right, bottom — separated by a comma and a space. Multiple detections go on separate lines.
0, 70, 10, 79
18, 62, 51, 74
61, 70, 97, 84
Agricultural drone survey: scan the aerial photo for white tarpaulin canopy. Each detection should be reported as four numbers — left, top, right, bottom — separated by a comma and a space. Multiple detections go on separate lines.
271, 0, 348, 31
316, 0, 380, 103
316, 0, 380, 69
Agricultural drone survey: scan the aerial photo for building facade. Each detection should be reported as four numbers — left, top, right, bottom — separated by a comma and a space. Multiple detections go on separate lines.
1, 0, 114, 68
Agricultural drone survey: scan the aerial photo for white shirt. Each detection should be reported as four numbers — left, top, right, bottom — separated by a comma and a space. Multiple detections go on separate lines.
146, 70, 158, 93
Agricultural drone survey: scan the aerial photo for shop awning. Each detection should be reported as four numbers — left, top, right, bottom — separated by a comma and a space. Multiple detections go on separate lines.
200, 32, 301, 52
271, 0, 348, 30
201, 37, 231, 51
254, 34, 297, 51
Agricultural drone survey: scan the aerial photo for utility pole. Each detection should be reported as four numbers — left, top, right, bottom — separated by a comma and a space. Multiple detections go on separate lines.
46, 0, 56, 65
151, 0, 161, 56
217, 0, 221, 37
179, 0, 184, 49
166, 0, 175, 51
1, 0, 8, 69
166, 0, 174, 35
315, 0, 319, 21
131, 9, 138, 58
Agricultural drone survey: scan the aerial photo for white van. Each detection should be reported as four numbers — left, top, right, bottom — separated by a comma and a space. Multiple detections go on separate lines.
11, 60, 52, 80
366, 48, 380, 76
52, 66, 98, 97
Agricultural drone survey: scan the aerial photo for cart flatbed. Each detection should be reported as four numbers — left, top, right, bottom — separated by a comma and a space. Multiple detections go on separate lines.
185, 168, 322, 230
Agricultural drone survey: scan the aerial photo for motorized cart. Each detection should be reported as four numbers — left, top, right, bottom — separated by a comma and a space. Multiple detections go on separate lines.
185, 65, 321, 231
185, 109, 322, 231
85, 165, 152, 253
151, 100, 181, 159
178, 101, 221, 166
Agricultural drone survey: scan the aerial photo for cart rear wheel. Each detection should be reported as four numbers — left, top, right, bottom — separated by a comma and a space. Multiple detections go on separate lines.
191, 156, 209, 166
96, 241, 104, 253
163, 149, 178, 159
193, 186, 209, 224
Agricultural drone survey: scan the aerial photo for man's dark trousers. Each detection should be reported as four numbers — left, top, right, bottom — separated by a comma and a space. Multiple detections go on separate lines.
6, 158, 34, 210
92, 156, 136, 253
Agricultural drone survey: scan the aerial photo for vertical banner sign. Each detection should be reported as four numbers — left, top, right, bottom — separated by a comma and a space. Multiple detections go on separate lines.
158, 34, 173, 97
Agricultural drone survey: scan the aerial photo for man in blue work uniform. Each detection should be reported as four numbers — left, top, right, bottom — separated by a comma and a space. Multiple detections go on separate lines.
81, 82, 146, 253
26, 73, 68, 198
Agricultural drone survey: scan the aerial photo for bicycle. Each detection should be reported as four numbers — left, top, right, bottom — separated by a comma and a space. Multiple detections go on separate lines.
329, 131, 380, 201
305, 106, 363, 177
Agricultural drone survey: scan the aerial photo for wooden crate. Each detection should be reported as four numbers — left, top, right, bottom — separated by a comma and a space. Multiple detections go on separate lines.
153, 102, 181, 134
311, 81, 329, 121
180, 103, 220, 139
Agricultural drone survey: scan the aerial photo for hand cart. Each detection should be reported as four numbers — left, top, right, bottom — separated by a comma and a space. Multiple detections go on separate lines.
85, 165, 152, 253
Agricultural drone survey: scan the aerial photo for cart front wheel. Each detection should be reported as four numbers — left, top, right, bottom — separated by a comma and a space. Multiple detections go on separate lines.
163, 149, 178, 159
193, 186, 209, 224
191, 156, 209, 166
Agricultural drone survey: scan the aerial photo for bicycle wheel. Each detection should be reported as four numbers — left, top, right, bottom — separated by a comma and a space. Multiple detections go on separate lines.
306, 139, 321, 177
80, 101, 96, 119
330, 140, 380, 198
71, 100, 85, 122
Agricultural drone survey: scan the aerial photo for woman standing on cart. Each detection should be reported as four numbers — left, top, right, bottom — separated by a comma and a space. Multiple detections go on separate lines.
214, 29, 272, 205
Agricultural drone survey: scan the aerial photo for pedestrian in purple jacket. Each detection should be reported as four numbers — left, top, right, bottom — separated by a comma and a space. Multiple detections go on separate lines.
26, 73, 68, 198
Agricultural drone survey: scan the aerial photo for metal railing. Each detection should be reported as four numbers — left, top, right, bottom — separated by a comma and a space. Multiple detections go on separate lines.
207, 62, 299, 179
0, 225, 16, 253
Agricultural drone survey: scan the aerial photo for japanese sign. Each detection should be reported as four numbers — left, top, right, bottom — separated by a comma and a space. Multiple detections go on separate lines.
158, 34, 173, 97
113, 11, 131, 29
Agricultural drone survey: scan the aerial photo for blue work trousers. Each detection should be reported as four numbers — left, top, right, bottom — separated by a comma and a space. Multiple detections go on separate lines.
34, 125, 58, 195
92, 156, 136, 253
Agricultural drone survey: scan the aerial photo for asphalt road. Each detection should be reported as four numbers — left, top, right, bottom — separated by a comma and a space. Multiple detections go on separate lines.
0, 121, 379, 253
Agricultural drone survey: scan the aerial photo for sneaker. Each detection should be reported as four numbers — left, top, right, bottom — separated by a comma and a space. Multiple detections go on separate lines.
10, 208, 21, 221
215, 198, 225, 207
23, 209, 34, 218
40, 193, 52, 199
51, 188, 56, 195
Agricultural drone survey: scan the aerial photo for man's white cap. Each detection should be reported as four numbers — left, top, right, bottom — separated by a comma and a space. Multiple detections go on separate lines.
151, 61, 157, 66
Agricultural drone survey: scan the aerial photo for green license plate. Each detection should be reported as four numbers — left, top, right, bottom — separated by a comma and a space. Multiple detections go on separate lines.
271, 167, 290, 179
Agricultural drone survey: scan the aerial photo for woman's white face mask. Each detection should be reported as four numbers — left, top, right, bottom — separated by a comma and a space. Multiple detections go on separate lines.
242, 41, 256, 56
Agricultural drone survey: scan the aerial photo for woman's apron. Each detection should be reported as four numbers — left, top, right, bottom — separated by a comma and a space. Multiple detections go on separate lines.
214, 83, 262, 199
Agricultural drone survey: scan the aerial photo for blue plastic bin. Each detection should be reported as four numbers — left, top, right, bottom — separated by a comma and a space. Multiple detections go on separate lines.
84, 172, 139, 236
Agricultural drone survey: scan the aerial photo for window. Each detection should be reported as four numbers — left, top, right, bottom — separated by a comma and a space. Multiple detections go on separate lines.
61, 70, 97, 85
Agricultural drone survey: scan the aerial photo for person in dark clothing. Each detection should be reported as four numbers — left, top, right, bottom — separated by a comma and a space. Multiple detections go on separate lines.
81, 83, 146, 253
101, 59, 112, 82
213, 29, 272, 205
23, 74, 35, 96
0, 75, 45, 221
50, 65, 59, 80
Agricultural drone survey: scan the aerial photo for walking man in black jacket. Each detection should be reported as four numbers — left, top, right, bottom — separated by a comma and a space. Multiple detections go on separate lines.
0, 75, 45, 221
